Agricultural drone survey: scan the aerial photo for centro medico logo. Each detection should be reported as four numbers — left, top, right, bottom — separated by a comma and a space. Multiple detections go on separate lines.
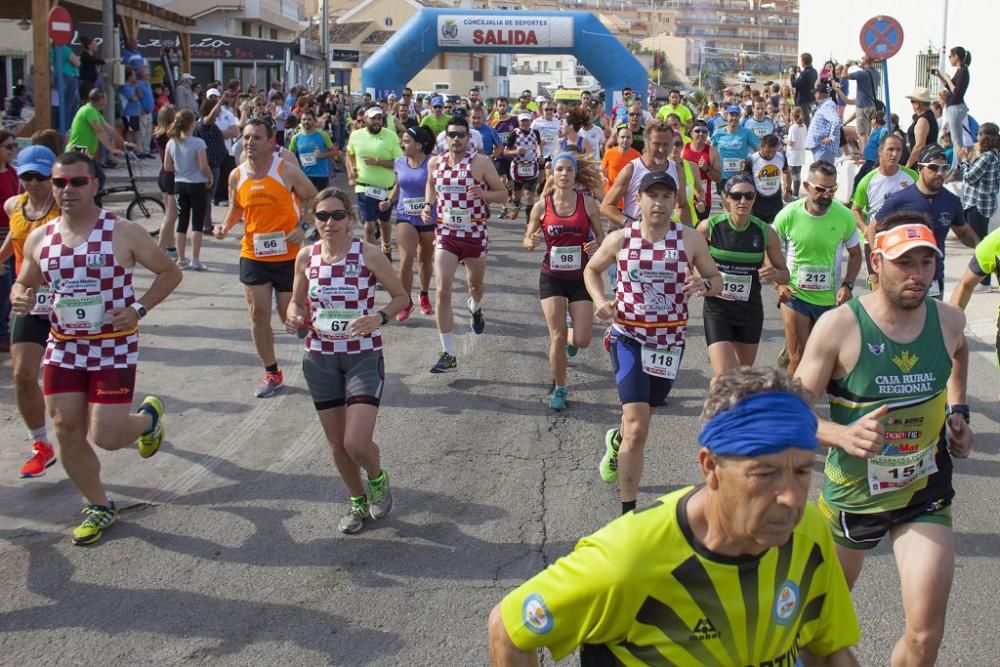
441, 19, 458, 40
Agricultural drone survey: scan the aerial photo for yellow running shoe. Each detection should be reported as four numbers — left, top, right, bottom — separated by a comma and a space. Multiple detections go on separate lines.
137, 396, 165, 459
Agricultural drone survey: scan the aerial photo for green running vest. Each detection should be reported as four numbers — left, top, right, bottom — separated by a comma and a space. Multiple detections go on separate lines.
821, 298, 954, 515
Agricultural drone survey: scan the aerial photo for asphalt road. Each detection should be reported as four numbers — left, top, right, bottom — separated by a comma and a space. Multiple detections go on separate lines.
1, 191, 999, 665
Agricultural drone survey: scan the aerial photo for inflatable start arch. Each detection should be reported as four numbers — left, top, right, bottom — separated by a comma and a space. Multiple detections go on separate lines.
361, 9, 648, 112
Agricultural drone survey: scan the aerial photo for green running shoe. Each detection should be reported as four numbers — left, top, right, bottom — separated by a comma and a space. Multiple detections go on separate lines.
72, 502, 118, 546
549, 386, 568, 411
566, 344, 578, 358
339, 496, 369, 534
599, 428, 621, 483
430, 352, 458, 373
137, 396, 165, 459
368, 470, 393, 520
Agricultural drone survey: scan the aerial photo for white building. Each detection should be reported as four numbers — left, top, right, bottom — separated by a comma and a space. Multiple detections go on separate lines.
798, 0, 995, 126
508, 54, 598, 96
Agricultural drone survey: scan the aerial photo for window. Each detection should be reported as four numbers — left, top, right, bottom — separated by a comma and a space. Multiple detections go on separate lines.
554, 60, 562, 69
242, 21, 252, 36
270, 28, 278, 40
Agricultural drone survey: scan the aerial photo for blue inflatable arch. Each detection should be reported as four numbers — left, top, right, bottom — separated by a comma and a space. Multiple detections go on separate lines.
361, 9, 647, 112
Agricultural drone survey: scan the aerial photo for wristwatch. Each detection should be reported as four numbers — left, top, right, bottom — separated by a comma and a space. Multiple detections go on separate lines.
130, 302, 147, 320
378, 310, 389, 325
841, 281, 855, 290
947, 404, 970, 423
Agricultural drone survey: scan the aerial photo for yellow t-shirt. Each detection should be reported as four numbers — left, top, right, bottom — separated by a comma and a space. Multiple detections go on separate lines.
500, 487, 860, 665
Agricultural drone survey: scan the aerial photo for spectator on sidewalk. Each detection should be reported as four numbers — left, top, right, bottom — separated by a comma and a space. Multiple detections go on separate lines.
78, 36, 105, 102
67, 88, 123, 192
805, 81, 841, 165
0, 129, 19, 352
118, 68, 142, 149
960, 122, 1000, 289
137, 68, 155, 157
175, 73, 198, 113
49, 43, 80, 131
790, 52, 817, 124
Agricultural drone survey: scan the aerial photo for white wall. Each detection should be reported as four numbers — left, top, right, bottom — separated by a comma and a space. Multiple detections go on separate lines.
799, 0, 995, 126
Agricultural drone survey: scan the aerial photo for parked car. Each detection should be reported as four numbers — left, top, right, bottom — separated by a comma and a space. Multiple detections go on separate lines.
737, 71, 756, 83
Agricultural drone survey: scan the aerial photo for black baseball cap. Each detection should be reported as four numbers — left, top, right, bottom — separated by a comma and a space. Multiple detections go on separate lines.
639, 171, 678, 193
919, 145, 947, 164
815, 81, 833, 96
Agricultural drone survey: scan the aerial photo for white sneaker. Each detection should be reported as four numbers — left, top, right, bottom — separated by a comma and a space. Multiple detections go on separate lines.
190, 258, 206, 271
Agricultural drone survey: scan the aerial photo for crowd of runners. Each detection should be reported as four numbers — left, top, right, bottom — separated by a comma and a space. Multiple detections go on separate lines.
3, 45, 996, 666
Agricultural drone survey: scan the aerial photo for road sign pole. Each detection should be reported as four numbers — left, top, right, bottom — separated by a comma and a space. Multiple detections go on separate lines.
57, 69, 66, 135
882, 60, 891, 129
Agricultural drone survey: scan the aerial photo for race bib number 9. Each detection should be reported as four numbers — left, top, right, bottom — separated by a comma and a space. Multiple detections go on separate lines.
54, 294, 104, 332
550, 245, 582, 271
315, 308, 362, 340
867, 446, 938, 496
253, 231, 288, 258
797, 265, 832, 291
31, 286, 53, 316
719, 272, 752, 302
641, 346, 681, 379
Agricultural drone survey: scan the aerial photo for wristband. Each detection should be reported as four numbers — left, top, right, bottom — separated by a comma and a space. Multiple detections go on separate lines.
378, 310, 389, 325
947, 404, 970, 423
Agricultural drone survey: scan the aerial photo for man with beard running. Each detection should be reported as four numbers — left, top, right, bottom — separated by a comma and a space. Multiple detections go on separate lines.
774, 160, 862, 374
422, 117, 507, 373
796, 212, 972, 667
600, 121, 689, 230
585, 171, 721, 515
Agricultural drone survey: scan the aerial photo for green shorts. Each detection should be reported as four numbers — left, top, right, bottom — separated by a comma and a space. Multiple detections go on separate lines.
822, 495, 953, 550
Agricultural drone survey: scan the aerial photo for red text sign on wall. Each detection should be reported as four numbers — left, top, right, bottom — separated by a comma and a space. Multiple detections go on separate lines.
437, 15, 574, 49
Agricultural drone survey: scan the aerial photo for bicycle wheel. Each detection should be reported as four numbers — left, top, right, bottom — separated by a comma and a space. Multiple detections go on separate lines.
126, 196, 165, 237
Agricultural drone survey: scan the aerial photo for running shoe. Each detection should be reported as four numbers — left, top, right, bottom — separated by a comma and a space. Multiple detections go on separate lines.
566, 344, 579, 358
19, 441, 57, 478
499, 204, 509, 218
468, 298, 485, 334
507, 205, 520, 220
430, 352, 457, 373
72, 502, 118, 546
190, 258, 206, 271
396, 301, 413, 322
255, 370, 285, 398
419, 292, 434, 315
549, 386, 568, 411
177, 258, 191, 270
367, 470, 393, 520
382, 242, 392, 262
164, 247, 177, 260
599, 428, 621, 483
339, 496, 369, 534
137, 396, 165, 459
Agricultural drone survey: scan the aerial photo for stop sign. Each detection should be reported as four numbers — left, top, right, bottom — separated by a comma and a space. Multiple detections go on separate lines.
48, 7, 73, 47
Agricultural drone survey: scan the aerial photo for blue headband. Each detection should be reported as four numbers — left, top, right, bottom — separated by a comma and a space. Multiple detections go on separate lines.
698, 392, 818, 456
551, 152, 577, 172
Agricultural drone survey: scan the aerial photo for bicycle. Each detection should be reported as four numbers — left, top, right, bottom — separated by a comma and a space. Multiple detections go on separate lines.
97, 144, 165, 237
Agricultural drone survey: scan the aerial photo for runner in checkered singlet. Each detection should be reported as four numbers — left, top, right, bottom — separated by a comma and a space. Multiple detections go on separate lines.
10, 151, 182, 545
285, 188, 408, 534
583, 170, 722, 516
421, 116, 507, 374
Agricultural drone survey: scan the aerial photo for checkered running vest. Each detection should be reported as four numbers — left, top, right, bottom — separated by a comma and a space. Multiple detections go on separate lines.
434, 151, 488, 240
612, 220, 689, 349
39, 210, 139, 369
305, 239, 382, 354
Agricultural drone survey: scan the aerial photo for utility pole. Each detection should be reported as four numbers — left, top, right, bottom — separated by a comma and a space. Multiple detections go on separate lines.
321, 0, 330, 90
102, 0, 116, 128
940, 0, 949, 70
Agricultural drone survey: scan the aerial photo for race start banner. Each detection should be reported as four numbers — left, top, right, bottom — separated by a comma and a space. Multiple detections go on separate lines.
436, 14, 574, 49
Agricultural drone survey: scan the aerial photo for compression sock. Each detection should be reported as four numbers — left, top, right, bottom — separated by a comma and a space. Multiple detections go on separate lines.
439, 333, 455, 355
265, 363, 279, 374
621, 500, 637, 515
28, 426, 49, 445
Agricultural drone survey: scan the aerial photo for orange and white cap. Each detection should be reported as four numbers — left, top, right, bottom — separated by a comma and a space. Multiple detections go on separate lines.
874, 224, 942, 260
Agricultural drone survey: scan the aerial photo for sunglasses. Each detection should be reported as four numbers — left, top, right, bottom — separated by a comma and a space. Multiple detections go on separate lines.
433, 105, 443, 109
314, 209, 349, 222
20, 172, 50, 182
446, 131, 468, 138
727, 190, 756, 201
807, 182, 838, 194
692, 128, 708, 134
0, 142, 16, 150
53, 177, 94, 188
919, 162, 948, 173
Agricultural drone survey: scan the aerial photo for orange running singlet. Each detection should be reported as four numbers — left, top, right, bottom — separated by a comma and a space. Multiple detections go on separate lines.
236, 156, 301, 262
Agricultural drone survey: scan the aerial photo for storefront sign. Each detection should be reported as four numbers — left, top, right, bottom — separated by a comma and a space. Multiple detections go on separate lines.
436, 15, 573, 49
74, 24, 289, 61
331, 49, 360, 63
